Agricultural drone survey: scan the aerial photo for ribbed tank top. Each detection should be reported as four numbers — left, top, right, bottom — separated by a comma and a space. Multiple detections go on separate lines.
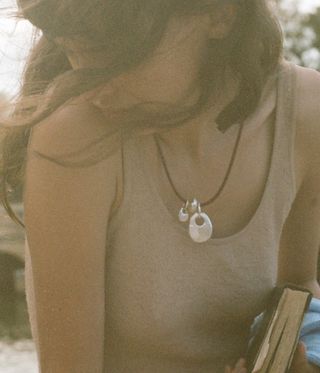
103, 60, 298, 372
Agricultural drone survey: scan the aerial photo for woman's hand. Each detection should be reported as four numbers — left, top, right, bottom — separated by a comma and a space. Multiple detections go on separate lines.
224, 342, 320, 373
289, 341, 320, 373
224, 357, 247, 373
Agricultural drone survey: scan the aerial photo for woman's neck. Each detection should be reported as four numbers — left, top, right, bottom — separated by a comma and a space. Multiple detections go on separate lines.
155, 68, 240, 161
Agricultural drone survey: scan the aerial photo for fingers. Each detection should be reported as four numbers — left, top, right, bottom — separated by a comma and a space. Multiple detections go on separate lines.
225, 342, 310, 373
289, 341, 309, 373
224, 357, 247, 373
224, 367, 247, 373
235, 358, 246, 370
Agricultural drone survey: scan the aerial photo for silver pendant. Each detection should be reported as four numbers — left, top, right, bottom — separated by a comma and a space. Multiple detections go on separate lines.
188, 202, 213, 243
178, 199, 213, 243
190, 198, 198, 214
178, 205, 189, 222
178, 198, 199, 223
178, 200, 190, 222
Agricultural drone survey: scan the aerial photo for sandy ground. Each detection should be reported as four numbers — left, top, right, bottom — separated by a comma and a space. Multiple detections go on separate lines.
0, 339, 38, 373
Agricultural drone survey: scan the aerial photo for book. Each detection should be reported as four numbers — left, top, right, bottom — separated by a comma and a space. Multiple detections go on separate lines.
245, 283, 313, 373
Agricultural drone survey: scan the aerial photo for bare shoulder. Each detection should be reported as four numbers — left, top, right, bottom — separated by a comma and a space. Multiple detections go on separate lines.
23, 91, 122, 371
294, 64, 320, 177
28, 92, 121, 162
25, 93, 124, 218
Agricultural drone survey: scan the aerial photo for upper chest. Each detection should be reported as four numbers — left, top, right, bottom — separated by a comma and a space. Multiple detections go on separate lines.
105, 112, 297, 360
140, 108, 306, 241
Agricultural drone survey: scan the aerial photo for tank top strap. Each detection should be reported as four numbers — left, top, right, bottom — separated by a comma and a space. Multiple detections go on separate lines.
253, 59, 299, 244
274, 60, 299, 204
276, 59, 299, 199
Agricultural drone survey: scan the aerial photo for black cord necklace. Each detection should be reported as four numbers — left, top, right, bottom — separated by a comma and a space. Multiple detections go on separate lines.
153, 120, 245, 243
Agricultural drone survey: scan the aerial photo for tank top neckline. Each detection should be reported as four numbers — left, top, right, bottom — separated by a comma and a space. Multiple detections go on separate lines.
136, 62, 289, 246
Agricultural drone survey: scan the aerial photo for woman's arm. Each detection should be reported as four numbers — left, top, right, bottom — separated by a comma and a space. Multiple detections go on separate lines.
276, 66, 320, 373
276, 66, 320, 292
23, 100, 122, 373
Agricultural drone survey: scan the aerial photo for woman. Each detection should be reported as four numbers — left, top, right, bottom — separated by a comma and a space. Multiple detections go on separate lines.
0, 0, 319, 372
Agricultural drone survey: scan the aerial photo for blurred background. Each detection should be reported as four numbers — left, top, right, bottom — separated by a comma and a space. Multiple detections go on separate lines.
1, 0, 320, 372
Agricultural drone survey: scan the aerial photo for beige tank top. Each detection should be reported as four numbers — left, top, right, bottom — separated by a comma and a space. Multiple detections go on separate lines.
103, 60, 298, 372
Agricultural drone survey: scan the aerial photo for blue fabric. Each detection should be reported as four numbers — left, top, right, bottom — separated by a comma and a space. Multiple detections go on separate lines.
299, 297, 320, 367
248, 297, 320, 367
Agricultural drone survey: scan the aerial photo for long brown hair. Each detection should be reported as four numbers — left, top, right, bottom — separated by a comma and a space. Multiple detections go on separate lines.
0, 0, 283, 228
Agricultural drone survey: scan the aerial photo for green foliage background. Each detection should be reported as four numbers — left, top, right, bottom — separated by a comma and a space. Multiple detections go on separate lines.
277, 1, 320, 69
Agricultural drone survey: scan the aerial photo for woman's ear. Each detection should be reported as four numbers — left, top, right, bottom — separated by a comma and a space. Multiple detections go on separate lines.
208, 4, 238, 40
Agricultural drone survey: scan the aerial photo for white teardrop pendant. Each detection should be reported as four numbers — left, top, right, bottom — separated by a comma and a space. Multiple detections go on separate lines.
188, 202, 213, 243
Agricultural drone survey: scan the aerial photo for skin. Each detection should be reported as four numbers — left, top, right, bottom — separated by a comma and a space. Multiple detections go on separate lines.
55, 4, 320, 373
225, 341, 319, 373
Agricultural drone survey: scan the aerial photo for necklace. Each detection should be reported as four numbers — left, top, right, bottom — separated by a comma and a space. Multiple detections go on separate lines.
153, 120, 245, 243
